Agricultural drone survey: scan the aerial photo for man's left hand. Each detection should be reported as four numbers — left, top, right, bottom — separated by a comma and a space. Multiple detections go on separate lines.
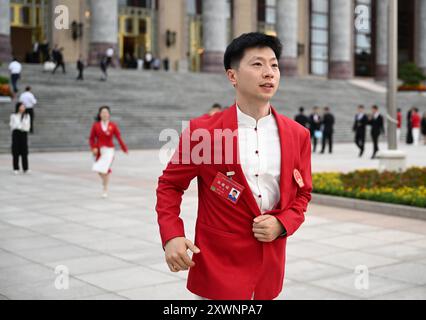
252, 215, 285, 242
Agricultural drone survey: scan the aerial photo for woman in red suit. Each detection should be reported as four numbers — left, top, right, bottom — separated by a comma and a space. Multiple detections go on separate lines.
89, 106, 128, 198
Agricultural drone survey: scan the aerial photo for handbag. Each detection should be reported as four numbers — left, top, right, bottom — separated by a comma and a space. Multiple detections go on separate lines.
314, 130, 323, 139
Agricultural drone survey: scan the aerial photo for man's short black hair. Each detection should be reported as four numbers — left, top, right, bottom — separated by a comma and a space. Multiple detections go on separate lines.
224, 32, 283, 71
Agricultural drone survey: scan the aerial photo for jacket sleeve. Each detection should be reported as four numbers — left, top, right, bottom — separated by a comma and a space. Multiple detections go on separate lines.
274, 129, 312, 237
89, 123, 98, 149
113, 124, 128, 153
156, 120, 200, 248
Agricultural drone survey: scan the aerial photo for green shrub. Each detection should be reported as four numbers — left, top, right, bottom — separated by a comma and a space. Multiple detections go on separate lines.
0, 75, 9, 85
399, 62, 426, 86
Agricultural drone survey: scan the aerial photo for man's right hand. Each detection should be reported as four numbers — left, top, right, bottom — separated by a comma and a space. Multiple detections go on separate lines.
164, 237, 200, 273
92, 148, 98, 157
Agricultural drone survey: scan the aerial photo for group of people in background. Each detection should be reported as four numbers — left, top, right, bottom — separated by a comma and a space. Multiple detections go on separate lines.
7, 57, 40, 174
352, 105, 384, 159
404, 107, 426, 146
295, 104, 426, 160
122, 51, 169, 71
294, 106, 336, 155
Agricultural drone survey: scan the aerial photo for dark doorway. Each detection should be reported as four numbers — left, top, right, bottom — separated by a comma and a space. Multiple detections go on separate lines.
398, 0, 415, 64
11, 27, 33, 62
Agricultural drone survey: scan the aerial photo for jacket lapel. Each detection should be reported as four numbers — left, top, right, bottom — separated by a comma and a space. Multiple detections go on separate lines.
271, 107, 295, 211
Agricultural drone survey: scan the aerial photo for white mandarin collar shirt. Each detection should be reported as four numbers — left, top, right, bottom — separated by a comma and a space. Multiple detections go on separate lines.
236, 105, 281, 213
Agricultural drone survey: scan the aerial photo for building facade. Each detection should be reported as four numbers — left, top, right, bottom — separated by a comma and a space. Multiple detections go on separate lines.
0, 0, 425, 79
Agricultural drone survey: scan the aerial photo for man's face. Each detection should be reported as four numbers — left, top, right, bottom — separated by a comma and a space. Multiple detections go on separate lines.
227, 47, 280, 102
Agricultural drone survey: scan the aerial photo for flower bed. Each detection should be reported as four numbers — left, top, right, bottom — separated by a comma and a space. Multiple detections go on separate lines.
0, 75, 12, 97
312, 167, 426, 208
0, 84, 12, 97
398, 84, 426, 92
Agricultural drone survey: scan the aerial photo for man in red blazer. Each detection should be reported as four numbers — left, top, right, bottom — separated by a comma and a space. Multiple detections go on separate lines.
156, 33, 312, 300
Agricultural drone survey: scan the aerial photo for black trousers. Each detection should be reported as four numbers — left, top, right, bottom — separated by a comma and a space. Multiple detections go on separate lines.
77, 68, 84, 80
321, 132, 333, 153
372, 133, 380, 156
11, 130, 29, 171
26, 109, 34, 133
311, 133, 318, 152
355, 130, 366, 153
53, 62, 66, 74
11, 74, 20, 93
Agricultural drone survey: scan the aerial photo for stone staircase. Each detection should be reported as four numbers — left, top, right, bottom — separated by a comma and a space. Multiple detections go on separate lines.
0, 64, 425, 153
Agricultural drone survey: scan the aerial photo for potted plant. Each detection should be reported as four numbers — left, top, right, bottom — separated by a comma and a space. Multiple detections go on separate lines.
0, 75, 13, 102
398, 62, 426, 92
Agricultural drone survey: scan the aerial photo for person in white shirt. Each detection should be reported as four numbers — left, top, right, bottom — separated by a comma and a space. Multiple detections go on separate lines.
8, 58, 22, 94
106, 47, 114, 67
10, 102, 31, 174
19, 86, 37, 134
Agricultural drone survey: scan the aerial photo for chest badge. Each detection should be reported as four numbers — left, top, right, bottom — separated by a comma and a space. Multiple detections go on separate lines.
293, 169, 305, 188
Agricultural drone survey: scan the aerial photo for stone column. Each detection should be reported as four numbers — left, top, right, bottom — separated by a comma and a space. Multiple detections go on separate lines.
0, 0, 11, 63
202, 0, 227, 73
375, 0, 388, 81
276, 0, 298, 77
328, 0, 353, 79
416, 0, 426, 75
233, 0, 257, 38
88, 0, 118, 65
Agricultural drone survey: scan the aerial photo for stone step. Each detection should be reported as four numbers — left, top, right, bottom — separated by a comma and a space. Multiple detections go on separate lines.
1, 63, 423, 153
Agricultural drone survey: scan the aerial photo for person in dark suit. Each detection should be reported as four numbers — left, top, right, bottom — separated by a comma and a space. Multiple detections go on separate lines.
76, 55, 85, 80
52, 47, 66, 74
353, 105, 368, 157
320, 106, 335, 154
294, 107, 309, 128
309, 106, 322, 152
406, 108, 413, 144
421, 111, 426, 145
368, 105, 385, 159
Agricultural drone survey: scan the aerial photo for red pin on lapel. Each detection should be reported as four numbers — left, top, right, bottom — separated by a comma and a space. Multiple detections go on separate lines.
293, 169, 305, 188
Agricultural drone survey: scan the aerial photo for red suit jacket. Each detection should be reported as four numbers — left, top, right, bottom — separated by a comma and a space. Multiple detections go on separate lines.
156, 104, 312, 300
412, 113, 421, 128
89, 121, 128, 153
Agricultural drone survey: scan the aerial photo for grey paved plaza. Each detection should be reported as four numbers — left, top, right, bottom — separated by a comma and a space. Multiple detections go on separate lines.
0, 143, 425, 300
